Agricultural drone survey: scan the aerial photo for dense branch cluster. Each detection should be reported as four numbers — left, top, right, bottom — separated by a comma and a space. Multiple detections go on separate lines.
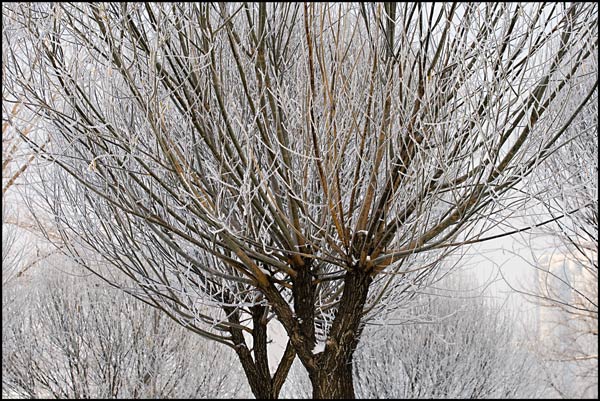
3, 3, 597, 398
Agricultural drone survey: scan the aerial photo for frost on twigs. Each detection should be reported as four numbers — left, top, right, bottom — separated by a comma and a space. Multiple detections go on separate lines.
2, 2, 597, 398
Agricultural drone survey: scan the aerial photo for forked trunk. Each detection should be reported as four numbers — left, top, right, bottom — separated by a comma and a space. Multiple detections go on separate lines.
247, 377, 276, 399
226, 304, 295, 399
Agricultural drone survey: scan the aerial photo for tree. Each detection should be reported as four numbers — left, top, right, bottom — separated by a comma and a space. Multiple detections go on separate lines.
3, 3, 597, 398
2, 100, 43, 286
503, 80, 598, 398
353, 278, 543, 398
2, 264, 249, 399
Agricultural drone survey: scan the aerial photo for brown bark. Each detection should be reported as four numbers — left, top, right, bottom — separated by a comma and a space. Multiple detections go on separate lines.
225, 305, 295, 399
311, 359, 355, 399
307, 269, 373, 399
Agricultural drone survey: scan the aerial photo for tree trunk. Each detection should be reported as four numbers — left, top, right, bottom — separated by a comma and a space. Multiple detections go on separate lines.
237, 339, 295, 399
246, 376, 276, 399
225, 304, 295, 399
307, 270, 373, 399
310, 356, 356, 399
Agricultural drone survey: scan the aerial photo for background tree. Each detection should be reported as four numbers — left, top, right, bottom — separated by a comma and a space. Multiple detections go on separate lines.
503, 78, 598, 398
3, 3, 598, 398
2, 263, 249, 399
2, 100, 49, 287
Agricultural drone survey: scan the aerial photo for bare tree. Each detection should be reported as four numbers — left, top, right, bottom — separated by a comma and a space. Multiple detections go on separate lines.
2, 101, 36, 286
503, 80, 598, 398
3, 3, 598, 398
2, 264, 249, 399
354, 277, 544, 398
2, 94, 61, 288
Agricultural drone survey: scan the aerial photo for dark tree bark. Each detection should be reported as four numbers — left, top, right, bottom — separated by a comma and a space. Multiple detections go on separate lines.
311, 359, 355, 399
226, 305, 295, 399
306, 270, 373, 399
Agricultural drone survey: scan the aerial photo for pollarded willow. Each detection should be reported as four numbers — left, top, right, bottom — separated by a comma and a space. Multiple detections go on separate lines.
3, 2, 597, 398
